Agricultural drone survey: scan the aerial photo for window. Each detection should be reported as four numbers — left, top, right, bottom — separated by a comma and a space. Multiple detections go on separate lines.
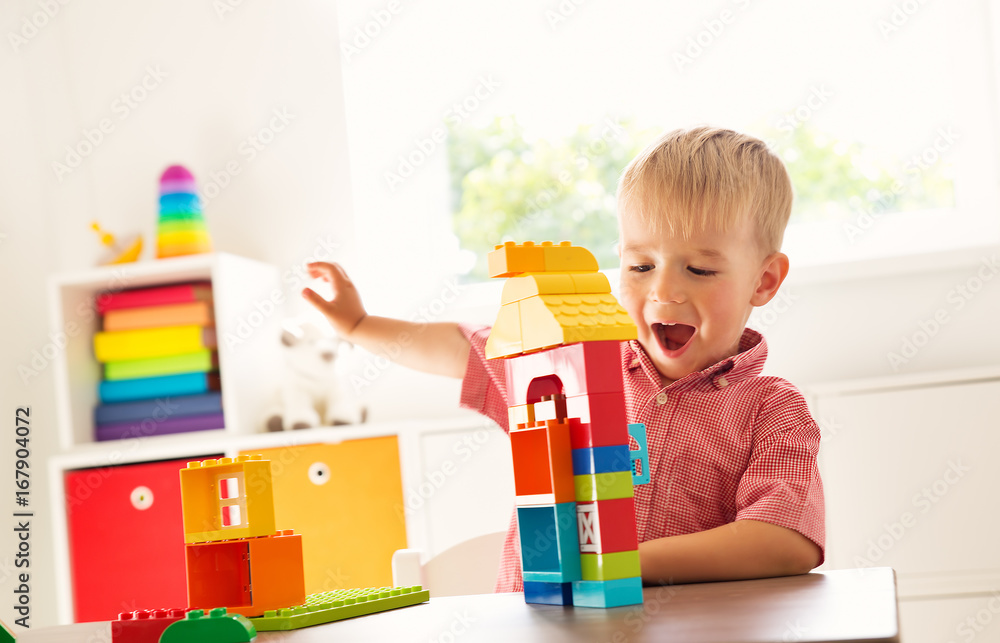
337, 0, 1000, 314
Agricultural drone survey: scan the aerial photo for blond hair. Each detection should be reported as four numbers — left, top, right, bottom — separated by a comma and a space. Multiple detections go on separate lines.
617, 126, 793, 254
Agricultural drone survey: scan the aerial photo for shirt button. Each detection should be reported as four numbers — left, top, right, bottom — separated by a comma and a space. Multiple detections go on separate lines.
655, 392, 668, 405
630, 358, 640, 368
717, 376, 729, 388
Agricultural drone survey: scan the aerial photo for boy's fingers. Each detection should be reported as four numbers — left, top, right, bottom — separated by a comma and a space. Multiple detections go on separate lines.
301, 287, 332, 312
306, 262, 348, 284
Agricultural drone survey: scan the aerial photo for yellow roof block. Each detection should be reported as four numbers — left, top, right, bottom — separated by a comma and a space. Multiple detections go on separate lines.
485, 302, 524, 359
500, 271, 611, 304
488, 241, 599, 278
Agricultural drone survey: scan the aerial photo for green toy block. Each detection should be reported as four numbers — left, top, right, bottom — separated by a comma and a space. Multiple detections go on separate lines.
574, 471, 634, 501
0, 617, 14, 643
159, 608, 255, 643
580, 550, 641, 581
250, 585, 430, 631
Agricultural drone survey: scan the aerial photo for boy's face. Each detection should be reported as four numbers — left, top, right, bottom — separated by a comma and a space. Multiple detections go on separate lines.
618, 212, 782, 385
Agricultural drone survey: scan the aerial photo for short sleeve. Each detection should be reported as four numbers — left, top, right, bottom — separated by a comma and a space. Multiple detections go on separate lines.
735, 382, 826, 560
458, 323, 511, 432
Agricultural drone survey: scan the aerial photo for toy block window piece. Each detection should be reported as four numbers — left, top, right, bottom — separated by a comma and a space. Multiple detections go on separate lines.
532, 394, 567, 423
628, 423, 651, 485
525, 374, 563, 404
159, 608, 256, 643
504, 341, 625, 402
523, 580, 574, 606
576, 497, 639, 554
180, 455, 275, 543
510, 419, 575, 504
574, 471, 634, 502
580, 550, 641, 581
186, 540, 252, 610
517, 503, 582, 583
571, 576, 643, 608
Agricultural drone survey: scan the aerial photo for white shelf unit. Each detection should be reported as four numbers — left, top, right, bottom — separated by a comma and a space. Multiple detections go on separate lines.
48, 252, 284, 449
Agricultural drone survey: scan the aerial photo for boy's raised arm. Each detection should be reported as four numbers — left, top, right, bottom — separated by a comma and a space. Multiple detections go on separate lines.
302, 262, 470, 379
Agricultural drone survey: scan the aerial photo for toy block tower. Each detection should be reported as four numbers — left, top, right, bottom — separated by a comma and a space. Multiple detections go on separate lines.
486, 241, 647, 608
157, 165, 213, 258
179, 455, 305, 617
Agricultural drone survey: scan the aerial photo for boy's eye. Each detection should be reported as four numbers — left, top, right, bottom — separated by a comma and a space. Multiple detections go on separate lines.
628, 264, 653, 273
687, 266, 717, 277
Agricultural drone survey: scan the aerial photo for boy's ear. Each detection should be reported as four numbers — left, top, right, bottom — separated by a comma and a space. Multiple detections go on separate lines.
749, 252, 789, 307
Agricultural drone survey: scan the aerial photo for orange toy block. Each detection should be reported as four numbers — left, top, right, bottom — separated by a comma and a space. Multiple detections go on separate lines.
510, 419, 575, 505
186, 530, 305, 618
488, 241, 547, 278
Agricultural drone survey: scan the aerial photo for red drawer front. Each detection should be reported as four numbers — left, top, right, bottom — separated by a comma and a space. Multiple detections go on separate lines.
65, 456, 220, 621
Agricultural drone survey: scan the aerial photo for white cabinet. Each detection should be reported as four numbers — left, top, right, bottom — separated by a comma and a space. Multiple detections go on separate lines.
806, 366, 1000, 643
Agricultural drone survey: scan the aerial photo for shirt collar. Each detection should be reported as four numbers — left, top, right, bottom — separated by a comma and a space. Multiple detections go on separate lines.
625, 327, 769, 392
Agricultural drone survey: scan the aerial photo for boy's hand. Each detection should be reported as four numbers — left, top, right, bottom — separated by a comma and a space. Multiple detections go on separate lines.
302, 262, 367, 339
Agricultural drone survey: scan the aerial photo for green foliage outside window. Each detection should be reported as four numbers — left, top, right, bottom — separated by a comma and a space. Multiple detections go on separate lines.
447, 117, 955, 281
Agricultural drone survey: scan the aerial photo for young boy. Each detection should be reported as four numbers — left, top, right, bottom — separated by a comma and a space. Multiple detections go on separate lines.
303, 126, 824, 591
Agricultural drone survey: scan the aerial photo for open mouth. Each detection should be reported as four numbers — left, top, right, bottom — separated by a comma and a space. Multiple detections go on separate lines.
654, 322, 696, 354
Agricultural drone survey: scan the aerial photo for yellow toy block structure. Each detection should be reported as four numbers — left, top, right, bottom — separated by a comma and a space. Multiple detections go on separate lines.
484, 242, 636, 359
180, 455, 276, 544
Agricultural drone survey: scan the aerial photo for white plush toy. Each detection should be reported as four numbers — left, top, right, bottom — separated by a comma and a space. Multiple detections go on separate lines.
265, 320, 367, 431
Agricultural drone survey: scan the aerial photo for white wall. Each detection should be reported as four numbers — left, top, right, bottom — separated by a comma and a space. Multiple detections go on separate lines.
1, 0, 999, 632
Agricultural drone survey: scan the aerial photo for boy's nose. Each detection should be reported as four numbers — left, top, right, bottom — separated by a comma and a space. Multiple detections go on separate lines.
650, 276, 684, 304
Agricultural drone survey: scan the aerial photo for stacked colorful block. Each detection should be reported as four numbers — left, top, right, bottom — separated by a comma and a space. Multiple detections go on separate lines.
157, 165, 213, 258
486, 241, 648, 608
91, 281, 223, 441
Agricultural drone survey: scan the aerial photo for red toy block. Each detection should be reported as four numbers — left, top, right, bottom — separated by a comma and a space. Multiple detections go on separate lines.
186, 530, 305, 617
112, 608, 186, 643
504, 341, 624, 404
576, 497, 639, 554
510, 419, 575, 504
566, 394, 629, 449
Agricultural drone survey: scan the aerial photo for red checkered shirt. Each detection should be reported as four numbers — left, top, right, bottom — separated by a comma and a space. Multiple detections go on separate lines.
458, 324, 825, 593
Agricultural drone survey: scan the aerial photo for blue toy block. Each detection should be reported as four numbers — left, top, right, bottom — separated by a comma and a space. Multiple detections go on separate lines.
518, 502, 582, 583
523, 580, 574, 605
628, 423, 650, 485
571, 445, 631, 475
571, 576, 644, 608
